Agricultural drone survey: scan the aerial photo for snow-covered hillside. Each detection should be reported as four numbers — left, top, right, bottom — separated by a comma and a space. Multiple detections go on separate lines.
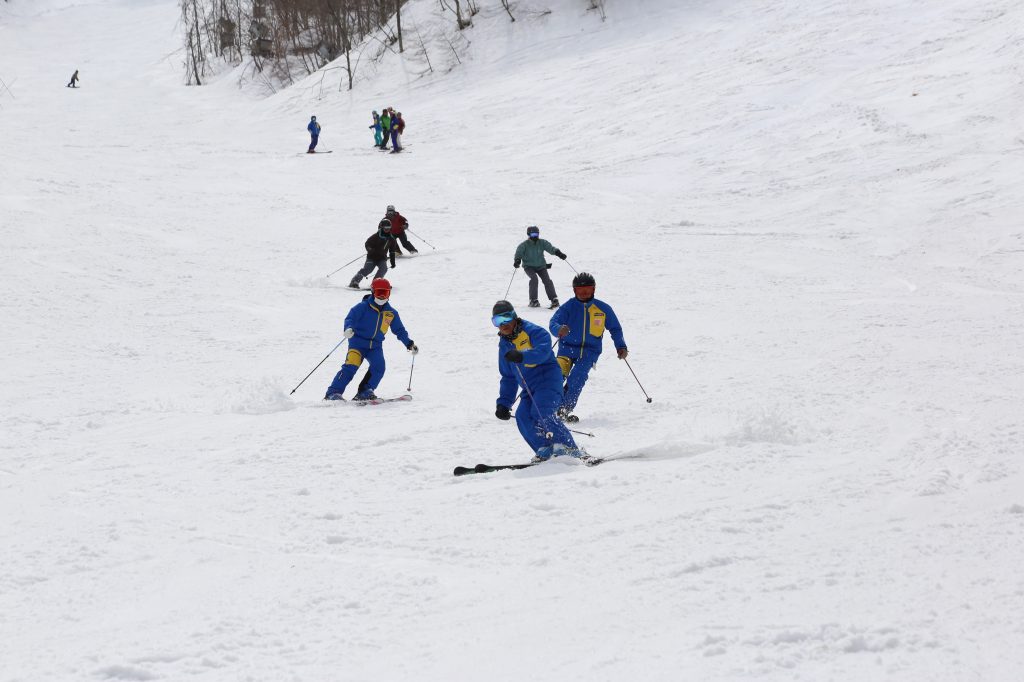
2, 0, 1023, 679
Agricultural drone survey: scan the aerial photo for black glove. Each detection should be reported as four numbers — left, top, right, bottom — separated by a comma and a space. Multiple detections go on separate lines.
513, 259, 521, 269
504, 349, 524, 363
407, 342, 418, 354
545, 263, 552, 269
556, 251, 567, 260
495, 404, 512, 420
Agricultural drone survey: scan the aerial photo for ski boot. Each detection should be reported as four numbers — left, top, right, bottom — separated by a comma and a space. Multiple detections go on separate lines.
548, 298, 560, 309
531, 446, 553, 463
324, 393, 345, 401
556, 406, 579, 423
353, 390, 378, 401
528, 299, 541, 308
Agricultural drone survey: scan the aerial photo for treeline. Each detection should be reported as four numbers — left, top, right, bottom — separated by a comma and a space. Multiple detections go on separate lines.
179, 1, 606, 88
180, 0, 411, 88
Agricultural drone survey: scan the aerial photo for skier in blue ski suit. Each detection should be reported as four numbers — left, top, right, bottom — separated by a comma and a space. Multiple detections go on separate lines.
369, 110, 382, 147
548, 272, 627, 418
307, 115, 321, 152
492, 300, 579, 461
325, 278, 417, 401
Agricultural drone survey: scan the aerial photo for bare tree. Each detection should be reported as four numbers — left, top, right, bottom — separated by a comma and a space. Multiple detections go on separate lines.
395, 0, 404, 53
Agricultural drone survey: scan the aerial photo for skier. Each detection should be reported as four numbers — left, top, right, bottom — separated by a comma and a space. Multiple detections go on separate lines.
513, 225, 567, 309
66, 69, 79, 88
378, 109, 391, 150
325, 278, 417, 401
390, 111, 405, 153
349, 218, 399, 289
369, 110, 382, 147
492, 300, 583, 462
307, 115, 321, 153
548, 272, 628, 422
385, 204, 418, 255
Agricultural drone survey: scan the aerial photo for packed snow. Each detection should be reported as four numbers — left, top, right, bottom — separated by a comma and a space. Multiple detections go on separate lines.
2, 0, 1023, 679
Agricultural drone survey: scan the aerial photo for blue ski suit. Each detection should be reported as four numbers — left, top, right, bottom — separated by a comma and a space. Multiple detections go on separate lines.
326, 295, 414, 398
307, 119, 321, 151
497, 319, 577, 457
548, 297, 627, 412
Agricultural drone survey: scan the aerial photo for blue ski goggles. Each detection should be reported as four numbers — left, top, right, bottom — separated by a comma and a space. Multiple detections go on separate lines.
492, 311, 516, 327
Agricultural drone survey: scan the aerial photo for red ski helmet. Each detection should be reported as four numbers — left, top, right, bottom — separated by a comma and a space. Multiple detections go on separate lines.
371, 278, 392, 299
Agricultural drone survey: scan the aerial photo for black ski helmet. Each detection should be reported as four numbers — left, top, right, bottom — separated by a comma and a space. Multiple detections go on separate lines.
526, 225, 540, 237
573, 272, 596, 288
492, 300, 516, 317
379, 218, 392, 232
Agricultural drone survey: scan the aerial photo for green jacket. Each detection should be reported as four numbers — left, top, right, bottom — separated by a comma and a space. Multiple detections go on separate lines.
514, 238, 562, 269
381, 114, 391, 132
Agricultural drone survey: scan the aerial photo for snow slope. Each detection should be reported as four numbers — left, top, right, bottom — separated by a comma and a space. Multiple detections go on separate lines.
2, 0, 1023, 679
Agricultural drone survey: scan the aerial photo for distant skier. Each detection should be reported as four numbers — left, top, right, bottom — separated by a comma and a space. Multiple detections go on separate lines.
548, 272, 628, 422
390, 111, 405, 153
369, 110, 382, 147
66, 69, 79, 88
349, 218, 399, 289
324, 278, 417, 401
378, 108, 391, 150
513, 225, 567, 308
307, 115, 321, 153
384, 204, 418, 255
492, 300, 583, 462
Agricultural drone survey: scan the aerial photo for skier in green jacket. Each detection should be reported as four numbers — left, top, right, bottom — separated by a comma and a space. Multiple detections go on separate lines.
378, 108, 392, 150
513, 225, 568, 309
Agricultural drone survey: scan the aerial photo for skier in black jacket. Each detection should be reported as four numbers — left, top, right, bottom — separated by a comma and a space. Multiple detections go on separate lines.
349, 219, 398, 289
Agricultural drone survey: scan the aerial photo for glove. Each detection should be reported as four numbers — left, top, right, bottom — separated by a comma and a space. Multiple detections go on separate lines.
513, 259, 521, 269
545, 263, 552, 269
617, 347, 629, 359
558, 325, 570, 338
504, 349, 524, 363
407, 342, 418, 354
344, 328, 355, 339
495, 404, 512, 420
557, 251, 567, 260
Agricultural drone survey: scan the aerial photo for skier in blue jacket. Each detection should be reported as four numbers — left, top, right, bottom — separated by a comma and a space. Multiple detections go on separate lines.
325, 278, 418, 401
492, 300, 582, 462
548, 272, 627, 421
369, 110, 382, 147
307, 115, 321, 153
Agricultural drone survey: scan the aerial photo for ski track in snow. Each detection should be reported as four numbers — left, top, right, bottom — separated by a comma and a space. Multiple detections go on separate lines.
1, 0, 1023, 680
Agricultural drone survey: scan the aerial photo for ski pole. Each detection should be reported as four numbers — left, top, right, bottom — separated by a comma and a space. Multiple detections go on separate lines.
622, 357, 653, 403
503, 268, 517, 299
568, 428, 595, 438
326, 254, 364, 278
406, 352, 416, 392
564, 259, 579, 275
407, 228, 436, 250
289, 339, 345, 394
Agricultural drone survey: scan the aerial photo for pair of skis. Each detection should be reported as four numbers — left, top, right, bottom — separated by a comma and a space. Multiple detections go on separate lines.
453, 456, 604, 477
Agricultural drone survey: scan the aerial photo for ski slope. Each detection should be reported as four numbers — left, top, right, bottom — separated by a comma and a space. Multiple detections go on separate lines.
2, 0, 1023, 679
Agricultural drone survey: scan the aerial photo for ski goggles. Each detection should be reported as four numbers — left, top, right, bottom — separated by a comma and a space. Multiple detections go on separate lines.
492, 311, 516, 327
